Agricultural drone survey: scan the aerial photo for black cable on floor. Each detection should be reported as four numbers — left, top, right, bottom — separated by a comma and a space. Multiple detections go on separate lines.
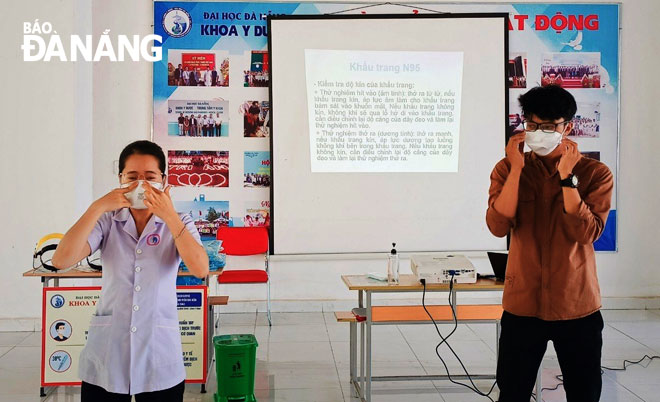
531, 355, 660, 399
421, 274, 497, 401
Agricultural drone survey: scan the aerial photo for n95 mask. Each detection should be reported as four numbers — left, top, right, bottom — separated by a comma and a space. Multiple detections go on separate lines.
121, 180, 164, 209
524, 131, 563, 156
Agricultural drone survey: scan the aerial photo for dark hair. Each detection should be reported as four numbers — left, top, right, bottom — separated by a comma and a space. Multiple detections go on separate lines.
118, 140, 166, 174
55, 322, 66, 330
518, 85, 577, 121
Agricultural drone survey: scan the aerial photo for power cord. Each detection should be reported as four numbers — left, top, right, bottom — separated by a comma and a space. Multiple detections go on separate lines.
530, 353, 660, 400
421, 273, 498, 401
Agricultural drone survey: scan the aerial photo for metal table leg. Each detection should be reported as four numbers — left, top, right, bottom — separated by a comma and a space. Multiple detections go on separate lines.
349, 320, 357, 397
365, 291, 372, 402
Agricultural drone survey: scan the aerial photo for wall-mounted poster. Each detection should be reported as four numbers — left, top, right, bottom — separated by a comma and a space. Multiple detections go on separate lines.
154, 2, 619, 250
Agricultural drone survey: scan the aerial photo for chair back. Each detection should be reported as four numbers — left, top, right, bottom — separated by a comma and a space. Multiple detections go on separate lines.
217, 226, 269, 256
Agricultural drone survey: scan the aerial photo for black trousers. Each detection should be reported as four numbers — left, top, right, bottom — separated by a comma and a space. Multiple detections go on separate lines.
496, 310, 603, 402
81, 380, 184, 402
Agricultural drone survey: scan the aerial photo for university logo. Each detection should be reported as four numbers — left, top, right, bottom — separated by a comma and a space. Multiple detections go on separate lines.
162, 8, 192, 38
147, 234, 161, 246
50, 294, 65, 309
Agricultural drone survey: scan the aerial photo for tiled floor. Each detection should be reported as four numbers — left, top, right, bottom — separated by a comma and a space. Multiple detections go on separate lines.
1, 310, 660, 401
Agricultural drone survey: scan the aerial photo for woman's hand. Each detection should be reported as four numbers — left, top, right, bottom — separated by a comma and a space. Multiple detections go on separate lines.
142, 183, 178, 222
91, 182, 136, 213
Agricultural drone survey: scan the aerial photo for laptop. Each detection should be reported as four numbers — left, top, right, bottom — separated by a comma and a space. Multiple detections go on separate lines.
487, 252, 508, 281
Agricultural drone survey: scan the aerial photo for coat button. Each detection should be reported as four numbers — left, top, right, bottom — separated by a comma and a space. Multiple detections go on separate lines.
133, 305, 140, 312
135, 266, 142, 273
136, 249, 143, 255
130, 326, 137, 333
135, 285, 141, 292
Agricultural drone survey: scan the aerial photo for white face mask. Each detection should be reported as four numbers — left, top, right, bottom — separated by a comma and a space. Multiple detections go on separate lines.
524, 130, 564, 156
121, 180, 164, 209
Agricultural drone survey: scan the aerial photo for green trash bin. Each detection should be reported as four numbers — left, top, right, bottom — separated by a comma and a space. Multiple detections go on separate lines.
213, 334, 259, 402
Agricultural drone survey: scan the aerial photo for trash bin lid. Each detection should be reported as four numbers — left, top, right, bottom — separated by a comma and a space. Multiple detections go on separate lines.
213, 334, 258, 347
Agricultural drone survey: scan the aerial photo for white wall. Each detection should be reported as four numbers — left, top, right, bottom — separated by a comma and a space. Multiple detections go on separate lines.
1, 0, 659, 331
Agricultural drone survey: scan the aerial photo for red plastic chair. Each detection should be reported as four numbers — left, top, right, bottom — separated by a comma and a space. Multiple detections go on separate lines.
216, 226, 271, 326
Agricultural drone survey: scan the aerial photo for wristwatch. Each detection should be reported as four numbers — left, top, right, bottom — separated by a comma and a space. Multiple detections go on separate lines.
560, 174, 579, 188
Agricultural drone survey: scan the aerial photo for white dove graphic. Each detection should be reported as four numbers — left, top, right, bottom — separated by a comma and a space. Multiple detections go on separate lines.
562, 31, 583, 51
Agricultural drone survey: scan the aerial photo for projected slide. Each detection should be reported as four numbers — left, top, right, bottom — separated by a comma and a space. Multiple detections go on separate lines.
305, 50, 463, 173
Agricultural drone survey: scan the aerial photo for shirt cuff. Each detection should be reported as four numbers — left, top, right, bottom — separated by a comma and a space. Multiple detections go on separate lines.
488, 205, 515, 227
563, 201, 592, 225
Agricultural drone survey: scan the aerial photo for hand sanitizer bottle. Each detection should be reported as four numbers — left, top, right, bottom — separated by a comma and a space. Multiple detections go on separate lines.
387, 243, 399, 285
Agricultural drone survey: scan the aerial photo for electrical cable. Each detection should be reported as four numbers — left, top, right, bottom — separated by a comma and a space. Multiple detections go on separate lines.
421, 273, 498, 401
530, 353, 660, 399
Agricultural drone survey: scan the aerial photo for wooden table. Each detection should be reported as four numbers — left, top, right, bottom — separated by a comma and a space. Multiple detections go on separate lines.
341, 274, 507, 402
23, 268, 223, 396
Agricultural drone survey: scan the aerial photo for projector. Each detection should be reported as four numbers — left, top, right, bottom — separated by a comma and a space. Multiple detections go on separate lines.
411, 254, 477, 284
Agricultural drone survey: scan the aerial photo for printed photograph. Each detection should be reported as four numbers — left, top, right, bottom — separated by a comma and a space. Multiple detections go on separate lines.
243, 201, 270, 227
240, 100, 270, 137
168, 151, 229, 187
541, 52, 601, 89
243, 50, 269, 87
175, 195, 229, 272
168, 100, 229, 137
508, 53, 527, 88
168, 49, 229, 87
571, 102, 600, 138
244, 151, 270, 188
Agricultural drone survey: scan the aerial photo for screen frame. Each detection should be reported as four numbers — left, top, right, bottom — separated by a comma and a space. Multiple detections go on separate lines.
267, 12, 510, 255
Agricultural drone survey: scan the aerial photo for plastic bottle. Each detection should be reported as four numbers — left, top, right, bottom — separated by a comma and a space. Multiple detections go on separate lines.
387, 242, 400, 285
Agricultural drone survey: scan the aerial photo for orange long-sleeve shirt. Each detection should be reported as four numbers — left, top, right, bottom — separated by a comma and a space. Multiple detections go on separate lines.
486, 151, 613, 321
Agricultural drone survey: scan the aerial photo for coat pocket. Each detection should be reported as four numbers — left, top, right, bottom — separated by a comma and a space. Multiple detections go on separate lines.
152, 318, 183, 366
81, 314, 113, 363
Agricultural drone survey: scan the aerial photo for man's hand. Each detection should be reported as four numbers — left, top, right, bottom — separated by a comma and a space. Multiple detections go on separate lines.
558, 139, 581, 179
142, 183, 178, 222
506, 131, 526, 172
91, 182, 136, 213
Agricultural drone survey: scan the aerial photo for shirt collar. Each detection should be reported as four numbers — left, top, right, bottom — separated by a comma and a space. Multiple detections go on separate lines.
112, 208, 164, 224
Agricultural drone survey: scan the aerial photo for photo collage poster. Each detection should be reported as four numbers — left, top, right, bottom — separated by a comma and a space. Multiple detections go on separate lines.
154, 2, 618, 253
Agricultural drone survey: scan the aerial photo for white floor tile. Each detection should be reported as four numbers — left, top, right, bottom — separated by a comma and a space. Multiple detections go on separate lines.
255, 324, 330, 343
254, 387, 345, 402
327, 323, 405, 344
635, 338, 660, 354
256, 312, 326, 326
18, 332, 43, 347
620, 383, 660, 402
603, 358, 660, 386
254, 362, 341, 390
0, 367, 41, 396
258, 341, 334, 364
410, 339, 496, 366
601, 338, 659, 361
0, 346, 12, 359
608, 321, 660, 340
601, 310, 660, 322
0, 346, 41, 369
0, 331, 31, 347
331, 339, 418, 365
214, 325, 256, 336
398, 323, 480, 342
215, 312, 257, 326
